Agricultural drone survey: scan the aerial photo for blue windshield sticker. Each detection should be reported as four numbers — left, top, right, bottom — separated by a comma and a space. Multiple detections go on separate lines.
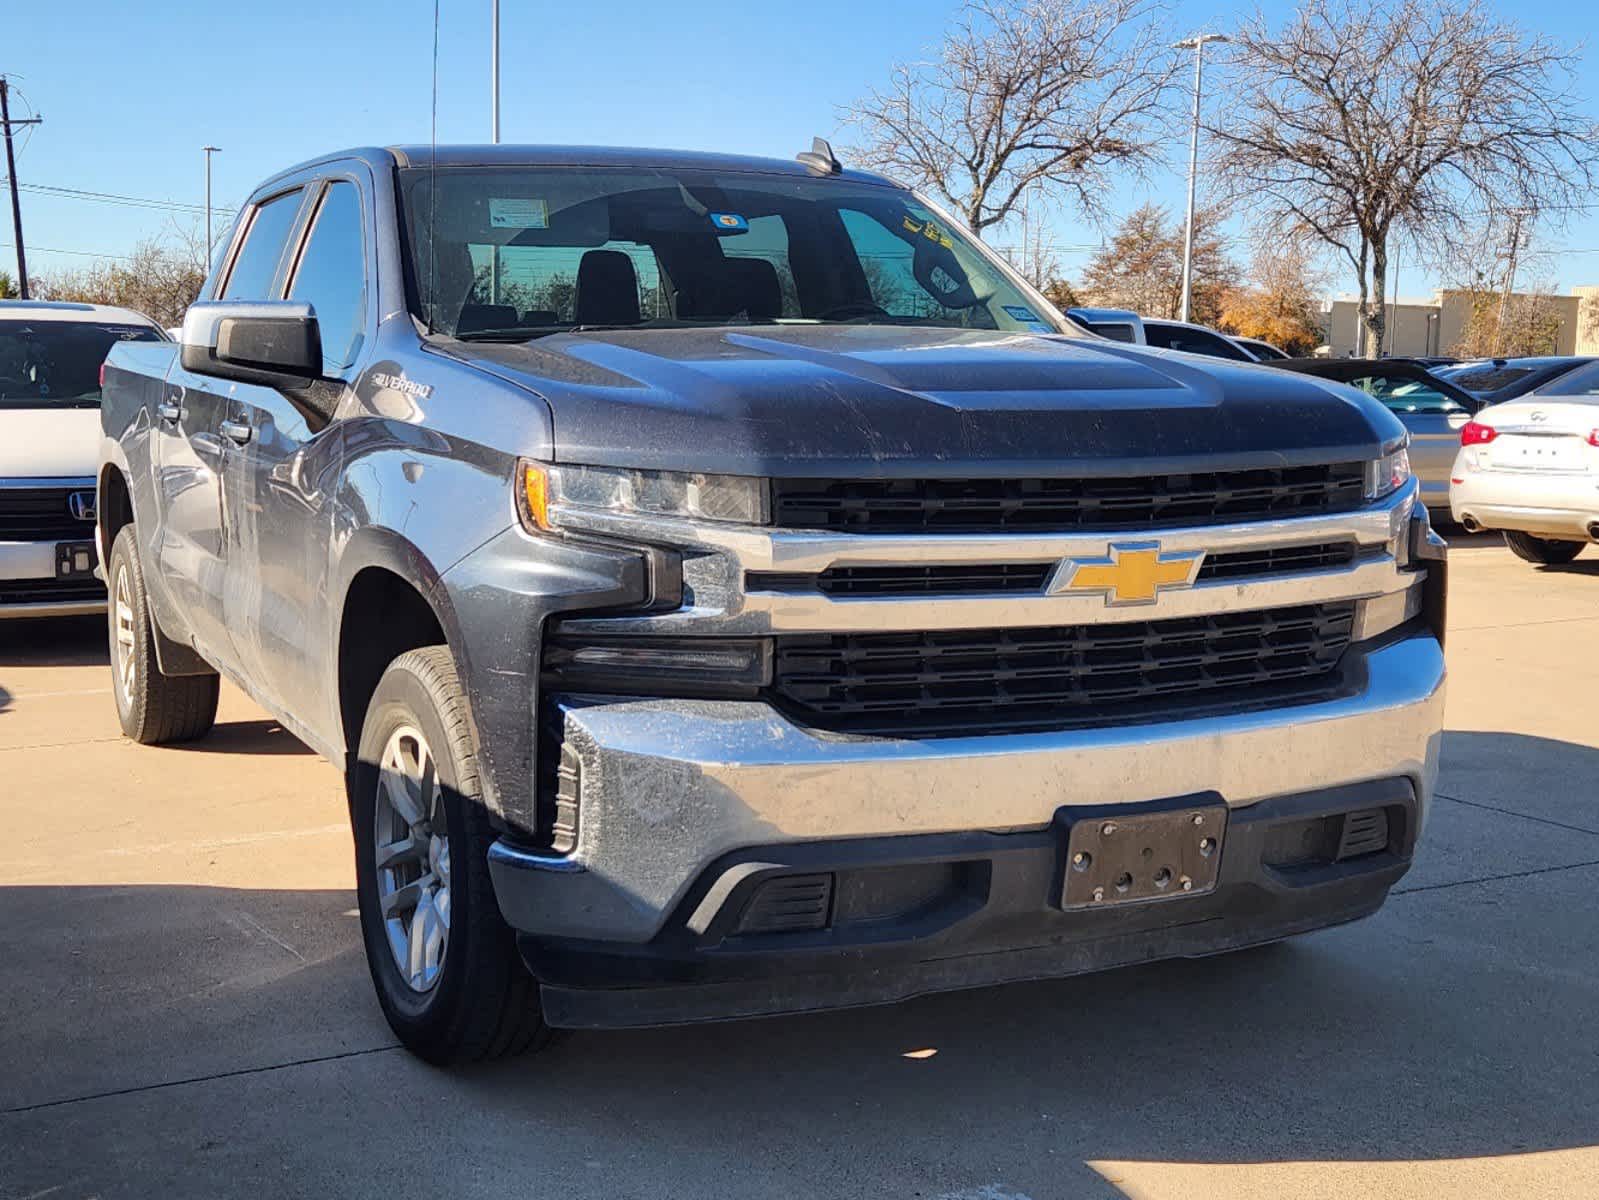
1003, 304, 1043, 324
710, 212, 749, 233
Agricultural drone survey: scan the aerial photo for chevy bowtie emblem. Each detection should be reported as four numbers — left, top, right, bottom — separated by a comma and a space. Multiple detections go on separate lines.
1047, 541, 1205, 606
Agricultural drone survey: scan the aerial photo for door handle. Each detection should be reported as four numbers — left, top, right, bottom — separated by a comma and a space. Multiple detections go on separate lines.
157, 402, 181, 423
221, 419, 254, 446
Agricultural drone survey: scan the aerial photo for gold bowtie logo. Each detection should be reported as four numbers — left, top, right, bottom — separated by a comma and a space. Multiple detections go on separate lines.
1049, 542, 1205, 606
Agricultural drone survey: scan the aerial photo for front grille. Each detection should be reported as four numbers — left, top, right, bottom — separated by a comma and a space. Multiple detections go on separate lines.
771, 602, 1356, 736
748, 542, 1360, 597
0, 486, 97, 541
0, 577, 105, 605
771, 464, 1367, 534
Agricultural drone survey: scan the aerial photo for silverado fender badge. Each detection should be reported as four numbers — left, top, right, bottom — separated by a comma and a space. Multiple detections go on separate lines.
369, 371, 433, 400
1047, 541, 1206, 606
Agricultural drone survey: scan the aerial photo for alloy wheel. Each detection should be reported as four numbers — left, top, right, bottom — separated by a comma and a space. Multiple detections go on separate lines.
373, 725, 452, 993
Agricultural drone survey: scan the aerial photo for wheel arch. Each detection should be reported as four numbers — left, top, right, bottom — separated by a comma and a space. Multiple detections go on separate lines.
332, 529, 479, 785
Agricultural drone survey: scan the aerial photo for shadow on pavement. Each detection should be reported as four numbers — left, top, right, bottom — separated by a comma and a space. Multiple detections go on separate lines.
170, 718, 316, 757
0, 614, 108, 669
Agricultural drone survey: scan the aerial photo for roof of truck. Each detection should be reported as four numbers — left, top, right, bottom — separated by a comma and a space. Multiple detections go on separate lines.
385, 143, 898, 184
0, 300, 161, 327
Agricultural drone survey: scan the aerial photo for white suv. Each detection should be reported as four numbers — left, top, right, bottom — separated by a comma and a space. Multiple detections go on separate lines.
1, 300, 165, 618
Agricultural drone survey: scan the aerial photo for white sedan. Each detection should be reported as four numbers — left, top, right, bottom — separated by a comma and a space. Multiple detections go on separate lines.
1449, 361, 1599, 565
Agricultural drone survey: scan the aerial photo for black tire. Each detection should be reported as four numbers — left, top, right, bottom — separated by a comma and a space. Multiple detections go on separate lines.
107, 525, 220, 745
350, 646, 550, 1064
1503, 530, 1585, 565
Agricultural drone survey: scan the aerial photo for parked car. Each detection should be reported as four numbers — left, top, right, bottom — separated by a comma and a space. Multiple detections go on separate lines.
1140, 317, 1257, 361
1232, 336, 1290, 361
100, 143, 1447, 1064
1269, 357, 1481, 520
1450, 359, 1599, 564
1437, 356, 1597, 407
1, 300, 164, 619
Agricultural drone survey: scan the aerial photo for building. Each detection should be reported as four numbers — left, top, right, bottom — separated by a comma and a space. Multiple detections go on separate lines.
1324, 288, 1599, 358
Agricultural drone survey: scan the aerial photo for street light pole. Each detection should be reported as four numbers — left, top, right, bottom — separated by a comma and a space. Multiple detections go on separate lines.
203, 146, 221, 267
491, 0, 501, 144
1175, 33, 1229, 325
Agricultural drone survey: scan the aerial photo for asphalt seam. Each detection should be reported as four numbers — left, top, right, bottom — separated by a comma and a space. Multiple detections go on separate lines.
0, 1044, 402, 1117
1452, 614, 1599, 632
1392, 856, 1599, 897
1434, 790, 1599, 837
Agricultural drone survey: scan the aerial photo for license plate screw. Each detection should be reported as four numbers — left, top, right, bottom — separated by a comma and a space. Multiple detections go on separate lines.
1091, 886, 1104, 902
1199, 837, 1216, 857
1180, 875, 1193, 891
1072, 851, 1092, 871
1191, 814, 1204, 826
1101, 822, 1118, 836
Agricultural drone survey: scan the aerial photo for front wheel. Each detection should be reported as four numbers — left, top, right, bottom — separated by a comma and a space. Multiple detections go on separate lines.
350, 646, 551, 1064
1503, 531, 1585, 565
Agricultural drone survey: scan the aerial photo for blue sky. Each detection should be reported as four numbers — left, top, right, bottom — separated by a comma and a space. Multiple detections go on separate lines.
8, 0, 1599, 301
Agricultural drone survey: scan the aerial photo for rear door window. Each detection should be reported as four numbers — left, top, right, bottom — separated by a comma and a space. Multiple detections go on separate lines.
287, 182, 367, 373
221, 190, 305, 300
1348, 375, 1469, 414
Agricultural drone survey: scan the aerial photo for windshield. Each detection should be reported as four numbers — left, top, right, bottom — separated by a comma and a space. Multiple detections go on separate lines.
399, 166, 1062, 340
1534, 360, 1599, 398
1436, 363, 1536, 396
0, 319, 163, 407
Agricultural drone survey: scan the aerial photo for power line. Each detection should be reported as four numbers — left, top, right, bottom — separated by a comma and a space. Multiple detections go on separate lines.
1, 242, 133, 261
0, 178, 211, 214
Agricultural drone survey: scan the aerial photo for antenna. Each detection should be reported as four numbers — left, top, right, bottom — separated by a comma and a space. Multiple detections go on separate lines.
796, 137, 842, 176
427, 0, 441, 333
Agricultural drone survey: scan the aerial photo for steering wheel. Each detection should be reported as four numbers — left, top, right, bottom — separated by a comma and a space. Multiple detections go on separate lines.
812, 300, 892, 322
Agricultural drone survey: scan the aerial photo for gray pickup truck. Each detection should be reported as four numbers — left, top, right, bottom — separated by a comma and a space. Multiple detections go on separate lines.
99, 143, 1448, 1064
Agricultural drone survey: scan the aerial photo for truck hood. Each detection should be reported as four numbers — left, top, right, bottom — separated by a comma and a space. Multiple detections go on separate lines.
0, 406, 100, 479
459, 326, 1402, 477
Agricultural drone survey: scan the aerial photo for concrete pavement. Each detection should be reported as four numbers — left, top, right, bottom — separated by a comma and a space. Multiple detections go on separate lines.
2, 534, 1597, 1199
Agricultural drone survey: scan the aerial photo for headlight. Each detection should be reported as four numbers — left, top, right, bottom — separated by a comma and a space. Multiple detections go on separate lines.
519, 461, 769, 531
1366, 441, 1412, 500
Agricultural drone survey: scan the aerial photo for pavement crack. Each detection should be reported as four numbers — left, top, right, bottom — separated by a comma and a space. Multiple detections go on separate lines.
1435, 791, 1599, 838
1393, 857, 1599, 897
0, 1045, 402, 1117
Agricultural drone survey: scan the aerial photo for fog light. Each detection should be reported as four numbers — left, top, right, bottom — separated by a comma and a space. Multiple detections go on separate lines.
542, 636, 773, 697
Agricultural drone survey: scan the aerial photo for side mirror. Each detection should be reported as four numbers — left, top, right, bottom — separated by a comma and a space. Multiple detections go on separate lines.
180, 300, 322, 390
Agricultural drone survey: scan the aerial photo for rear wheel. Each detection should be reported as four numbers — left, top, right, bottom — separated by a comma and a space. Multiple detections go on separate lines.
107, 526, 220, 744
1503, 531, 1585, 565
350, 646, 551, 1064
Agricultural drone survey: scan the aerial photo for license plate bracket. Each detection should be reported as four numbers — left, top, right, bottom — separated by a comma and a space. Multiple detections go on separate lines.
55, 540, 97, 581
1060, 800, 1227, 910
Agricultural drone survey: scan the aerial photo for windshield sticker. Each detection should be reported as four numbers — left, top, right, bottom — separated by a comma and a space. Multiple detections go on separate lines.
710, 212, 749, 233
1003, 304, 1043, 324
489, 198, 549, 229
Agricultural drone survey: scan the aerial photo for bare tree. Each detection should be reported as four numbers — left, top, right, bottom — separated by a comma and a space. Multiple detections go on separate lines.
35, 227, 207, 328
1211, 0, 1599, 357
1079, 202, 1236, 323
843, 0, 1178, 236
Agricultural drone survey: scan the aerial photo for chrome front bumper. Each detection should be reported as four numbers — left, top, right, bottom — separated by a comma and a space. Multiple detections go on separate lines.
489, 631, 1446, 943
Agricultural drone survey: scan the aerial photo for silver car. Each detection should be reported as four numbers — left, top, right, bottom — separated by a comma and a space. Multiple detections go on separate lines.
1450, 360, 1599, 564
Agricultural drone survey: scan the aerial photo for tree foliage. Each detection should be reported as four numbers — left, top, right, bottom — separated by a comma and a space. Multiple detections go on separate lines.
34, 236, 205, 328
1216, 240, 1327, 356
1209, 0, 1599, 357
844, 0, 1177, 235
0, 270, 17, 300
1077, 203, 1236, 324
1446, 283, 1565, 359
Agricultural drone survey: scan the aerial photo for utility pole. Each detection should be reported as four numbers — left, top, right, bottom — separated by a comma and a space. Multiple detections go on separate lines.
1174, 33, 1228, 325
203, 146, 221, 266
1, 76, 43, 300
1495, 209, 1527, 356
